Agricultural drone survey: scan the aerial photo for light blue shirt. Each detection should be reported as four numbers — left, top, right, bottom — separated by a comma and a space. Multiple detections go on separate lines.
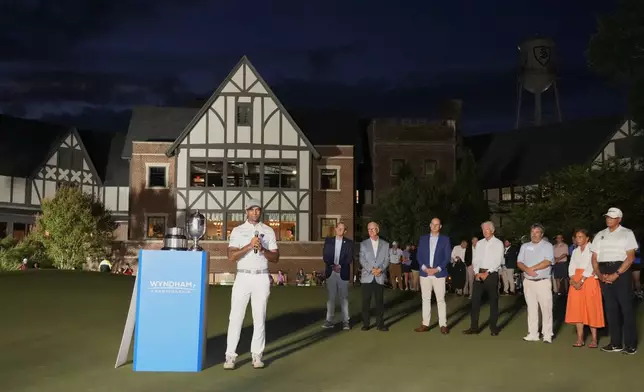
429, 234, 439, 268
518, 240, 555, 280
334, 238, 343, 265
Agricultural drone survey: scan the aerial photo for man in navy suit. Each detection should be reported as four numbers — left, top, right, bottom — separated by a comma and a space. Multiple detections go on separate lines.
414, 217, 452, 334
322, 222, 354, 330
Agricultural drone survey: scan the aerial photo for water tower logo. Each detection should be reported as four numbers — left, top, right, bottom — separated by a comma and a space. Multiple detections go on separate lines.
533, 46, 550, 67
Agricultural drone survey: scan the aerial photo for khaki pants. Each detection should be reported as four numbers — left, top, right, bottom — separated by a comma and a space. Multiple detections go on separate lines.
411, 270, 420, 291
464, 265, 475, 297
420, 276, 447, 327
389, 263, 403, 289
502, 268, 515, 293
523, 278, 553, 339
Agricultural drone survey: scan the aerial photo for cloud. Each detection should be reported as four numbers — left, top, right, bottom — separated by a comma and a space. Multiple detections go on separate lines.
0, 0, 205, 61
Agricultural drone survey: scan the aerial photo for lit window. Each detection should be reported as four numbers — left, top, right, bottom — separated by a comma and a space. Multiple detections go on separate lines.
501, 187, 512, 201
146, 216, 166, 238
320, 217, 337, 239
320, 168, 339, 190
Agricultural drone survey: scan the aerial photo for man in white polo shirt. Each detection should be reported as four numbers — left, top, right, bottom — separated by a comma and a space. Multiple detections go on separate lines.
591, 207, 639, 355
517, 223, 555, 343
224, 199, 279, 369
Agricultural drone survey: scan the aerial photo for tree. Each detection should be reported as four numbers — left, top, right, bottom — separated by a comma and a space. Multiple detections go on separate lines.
373, 152, 490, 245
31, 185, 116, 270
0, 235, 47, 271
587, 0, 644, 127
505, 159, 644, 241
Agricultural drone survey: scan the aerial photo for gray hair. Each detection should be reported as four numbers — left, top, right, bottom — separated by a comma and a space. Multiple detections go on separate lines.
481, 221, 495, 233
530, 223, 545, 234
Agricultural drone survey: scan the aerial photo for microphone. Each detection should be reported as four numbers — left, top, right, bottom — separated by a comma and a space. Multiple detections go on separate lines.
254, 230, 259, 253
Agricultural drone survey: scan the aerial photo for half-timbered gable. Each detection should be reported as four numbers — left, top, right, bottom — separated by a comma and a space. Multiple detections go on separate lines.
594, 119, 642, 169
165, 56, 320, 242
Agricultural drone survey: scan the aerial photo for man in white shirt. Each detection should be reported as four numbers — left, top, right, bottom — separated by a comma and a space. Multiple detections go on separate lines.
388, 241, 404, 289
517, 223, 555, 343
224, 199, 279, 369
463, 221, 504, 336
591, 207, 639, 355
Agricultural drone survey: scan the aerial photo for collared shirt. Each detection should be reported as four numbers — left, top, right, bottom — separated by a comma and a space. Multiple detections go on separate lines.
228, 221, 278, 270
334, 237, 343, 265
402, 250, 412, 265
472, 236, 504, 273
553, 242, 569, 262
590, 225, 639, 262
451, 245, 466, 263
568, 245, 595, 278
429, 234, 438, 267
518, 240, 555, 280
371, 238, 379, 256
389, 248, 403, 264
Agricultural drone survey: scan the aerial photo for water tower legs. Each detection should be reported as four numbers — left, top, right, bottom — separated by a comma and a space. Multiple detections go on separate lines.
554, 81, 562, 122
515, 80, 523, 129
515, 80, 562, 128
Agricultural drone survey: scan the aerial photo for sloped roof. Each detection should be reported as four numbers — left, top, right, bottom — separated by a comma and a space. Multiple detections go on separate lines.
0, 115, 69, 177
164, 56, 320, 159
122, 106, 198, 158
77, 129, 129, 186
463, 116, 626, 189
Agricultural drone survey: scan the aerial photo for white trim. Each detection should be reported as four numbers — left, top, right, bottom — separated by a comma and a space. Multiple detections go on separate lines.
143, 213, 169, 239
313, 145, 354, 148
317, 165, 341, 192
145, 163, 169, 189
132, 153, 169, 156
317, 214, 342, 240
320, 156, 353, 160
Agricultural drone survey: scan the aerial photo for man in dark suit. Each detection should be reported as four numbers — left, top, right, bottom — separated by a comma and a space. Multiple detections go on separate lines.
502, 239, 519, 295
322, 222, 354, 330
414, 217, 453, 334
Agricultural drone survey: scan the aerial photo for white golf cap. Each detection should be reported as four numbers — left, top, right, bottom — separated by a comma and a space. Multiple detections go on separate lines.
392, 241, 398, 246
604, 207, 623, 219
245, 198, 261, 210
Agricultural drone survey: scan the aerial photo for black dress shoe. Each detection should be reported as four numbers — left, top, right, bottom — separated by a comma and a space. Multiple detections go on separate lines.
361, 326, 370, 331
490, 330, 499, 336
377, 326, 389, 332
462, 328, 479, 335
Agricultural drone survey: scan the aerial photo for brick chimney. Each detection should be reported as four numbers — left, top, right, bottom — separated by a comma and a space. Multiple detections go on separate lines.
439, 99, 463, 131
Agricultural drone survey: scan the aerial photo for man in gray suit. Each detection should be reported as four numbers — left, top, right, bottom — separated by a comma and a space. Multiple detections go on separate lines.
360, 221, 390, 331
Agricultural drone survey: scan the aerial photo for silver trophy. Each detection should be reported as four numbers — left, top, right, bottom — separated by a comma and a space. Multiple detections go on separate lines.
186, 210, 206, 251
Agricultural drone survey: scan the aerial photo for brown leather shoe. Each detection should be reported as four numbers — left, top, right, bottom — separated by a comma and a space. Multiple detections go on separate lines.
440, 326, 449, 335
414, 325, 430, 332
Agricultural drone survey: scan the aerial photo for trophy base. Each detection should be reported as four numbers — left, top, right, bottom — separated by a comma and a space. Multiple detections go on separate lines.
188, 245, 203, 251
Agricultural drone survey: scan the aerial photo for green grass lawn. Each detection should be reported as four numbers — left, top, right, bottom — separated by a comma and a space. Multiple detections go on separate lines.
1, 271, 642, 392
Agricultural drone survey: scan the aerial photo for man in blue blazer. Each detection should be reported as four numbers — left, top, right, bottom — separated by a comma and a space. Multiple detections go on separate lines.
322, 222, 354, 330
414, 217, 452, 334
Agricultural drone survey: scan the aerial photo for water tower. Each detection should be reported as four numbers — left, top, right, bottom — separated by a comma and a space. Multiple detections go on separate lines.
515, 36, 562, 128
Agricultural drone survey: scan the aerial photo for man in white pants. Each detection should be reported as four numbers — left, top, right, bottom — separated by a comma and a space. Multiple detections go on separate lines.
517, 223, 555, 343
224, 199, 279, 370
414, 218, 452, 334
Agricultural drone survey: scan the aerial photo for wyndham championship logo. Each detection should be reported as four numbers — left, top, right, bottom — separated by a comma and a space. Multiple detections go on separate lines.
148, 280, 196, 294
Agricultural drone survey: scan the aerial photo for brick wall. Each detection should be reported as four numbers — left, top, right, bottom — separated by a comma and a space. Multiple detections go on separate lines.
111, 240, 335, 280
310, 145, 355, 240
129, 142, 177, 240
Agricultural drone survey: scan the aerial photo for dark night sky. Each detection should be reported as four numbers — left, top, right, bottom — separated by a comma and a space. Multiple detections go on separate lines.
0, 0, 626, 135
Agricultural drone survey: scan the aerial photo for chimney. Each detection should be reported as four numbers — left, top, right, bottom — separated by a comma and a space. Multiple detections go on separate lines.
439, 99, 463, 131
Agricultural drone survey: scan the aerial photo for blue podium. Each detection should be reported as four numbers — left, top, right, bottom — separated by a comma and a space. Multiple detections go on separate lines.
132, 250, 209, 372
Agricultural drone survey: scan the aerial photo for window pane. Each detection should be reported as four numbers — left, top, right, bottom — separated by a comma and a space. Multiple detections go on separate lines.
391, 159, 405, 176
190, 162, 207, 187
205, 212, 224, 240
226, 162, 245, 187
280, 213, 296, 241
236, 103, 252, 126
280, 162, 297, 188
513, 186, 524, 200
0, 222, 7, 238
206, 162, 224, 187
320, 169, 338, 190
264, 212, 281, 240
264, 162, 281, 187
148, 167, 166, 187
12, 223, 26, 241
501, 187, 512, 201
226, 212, 245, 239
320, 218, 337, 239
146, 217, 166, 238
423, 160, 437, 176
245, 162, 260, 187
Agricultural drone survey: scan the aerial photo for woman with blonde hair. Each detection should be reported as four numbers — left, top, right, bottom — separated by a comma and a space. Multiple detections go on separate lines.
564, 228, 605, 348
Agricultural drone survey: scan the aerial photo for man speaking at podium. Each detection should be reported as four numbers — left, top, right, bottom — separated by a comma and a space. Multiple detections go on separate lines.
224, 198, 279, 370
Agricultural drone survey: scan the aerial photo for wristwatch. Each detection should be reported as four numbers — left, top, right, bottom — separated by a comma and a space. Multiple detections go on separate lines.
615, 270, 622, 276
580, 278, 586, 284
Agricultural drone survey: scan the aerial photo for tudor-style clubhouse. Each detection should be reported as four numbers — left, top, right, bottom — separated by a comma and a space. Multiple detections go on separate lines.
0, 56, 355, 281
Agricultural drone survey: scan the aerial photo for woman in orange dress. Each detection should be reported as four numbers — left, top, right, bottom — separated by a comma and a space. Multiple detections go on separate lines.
565, 228, 605, 348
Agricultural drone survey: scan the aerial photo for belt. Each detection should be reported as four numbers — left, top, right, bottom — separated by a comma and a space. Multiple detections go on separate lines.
479, 269, 497, 273
525, 277, 548, 282
237, 268, 269, 275
599, 261, 622, 265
